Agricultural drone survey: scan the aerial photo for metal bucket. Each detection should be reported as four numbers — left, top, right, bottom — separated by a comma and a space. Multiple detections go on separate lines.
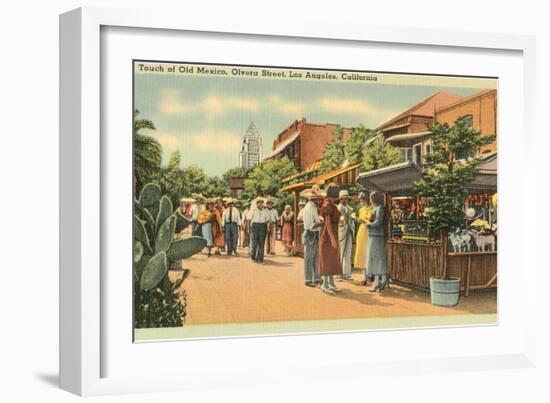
429, 277, 461, 306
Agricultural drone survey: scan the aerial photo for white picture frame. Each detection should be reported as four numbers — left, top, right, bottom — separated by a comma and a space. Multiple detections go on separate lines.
60, 7, 537, 396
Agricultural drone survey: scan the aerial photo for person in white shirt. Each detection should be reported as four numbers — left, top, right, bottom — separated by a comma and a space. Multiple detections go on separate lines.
249, 197, 269, 263
265, 199, 279, 255
240, 202, 250, 248
337, 190, 355, 281
300, 185, 325, 286
222, 198, 241, 256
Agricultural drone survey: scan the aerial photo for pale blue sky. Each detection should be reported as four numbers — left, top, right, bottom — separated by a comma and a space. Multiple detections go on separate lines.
134, 65, 489, 176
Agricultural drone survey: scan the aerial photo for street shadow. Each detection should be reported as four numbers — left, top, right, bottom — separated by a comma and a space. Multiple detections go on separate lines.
35, 373, 59, 388
261, 259, 294, 267
334, 289, 394, 307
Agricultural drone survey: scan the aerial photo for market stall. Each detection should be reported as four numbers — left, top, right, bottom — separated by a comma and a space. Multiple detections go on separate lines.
356, 155, 497, 295
281, 162, 363, 256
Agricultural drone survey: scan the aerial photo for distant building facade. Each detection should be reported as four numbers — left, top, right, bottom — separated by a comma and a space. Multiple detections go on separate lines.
239, 122, 263, 169
374, 89, 497, 165
264, 118, 353, 171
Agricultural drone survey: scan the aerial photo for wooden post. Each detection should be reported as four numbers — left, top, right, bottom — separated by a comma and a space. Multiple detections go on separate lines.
465, 255, 472, 297
441, 230, 448, 279
292, 190, 297, 256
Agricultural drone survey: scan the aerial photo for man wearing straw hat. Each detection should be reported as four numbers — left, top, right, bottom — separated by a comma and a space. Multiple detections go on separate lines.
265, 197, 279, 255
300, 185, 324, 287
222, 197, 241, 256
249, 197, 269, 264
337, 189, 355, 281
180, 196, 198, 235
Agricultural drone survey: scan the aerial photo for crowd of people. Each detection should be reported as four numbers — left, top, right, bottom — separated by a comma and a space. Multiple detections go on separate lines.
179, 194, 290, 261
299, 183, 388, 295
179, 182, 389, 295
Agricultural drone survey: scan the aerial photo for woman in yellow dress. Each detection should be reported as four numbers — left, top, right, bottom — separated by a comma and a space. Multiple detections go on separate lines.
353, 192, 373, 285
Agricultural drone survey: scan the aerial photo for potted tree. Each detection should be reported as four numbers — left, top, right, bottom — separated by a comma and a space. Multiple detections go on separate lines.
415, 116, 495, 306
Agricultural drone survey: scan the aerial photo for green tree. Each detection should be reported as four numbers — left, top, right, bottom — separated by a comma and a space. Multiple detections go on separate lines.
319, 125, 346, 173
362, 136, 402, 171
222, 167, 249, 182
133, 110, 162, 184
414, 115, 495, 236
180, 165, 209, 197
345, 124, 372, 164
158, 151, 185, 208
240, 157, 298, 211
204, 176, 230, 198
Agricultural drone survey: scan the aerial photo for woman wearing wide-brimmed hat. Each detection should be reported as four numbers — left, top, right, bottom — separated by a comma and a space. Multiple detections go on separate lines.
318, 183, 343, 295
366, 191, 389, 291
354, 192, 374, 285
198, 200, 215, 257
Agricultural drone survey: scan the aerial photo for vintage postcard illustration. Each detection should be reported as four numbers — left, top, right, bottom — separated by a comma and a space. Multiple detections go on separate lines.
132, 60, 497, 341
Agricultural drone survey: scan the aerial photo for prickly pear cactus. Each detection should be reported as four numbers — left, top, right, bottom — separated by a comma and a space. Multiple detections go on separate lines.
133, 182, 206, 328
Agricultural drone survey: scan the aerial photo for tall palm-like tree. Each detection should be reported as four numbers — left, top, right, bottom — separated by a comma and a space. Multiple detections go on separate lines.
134, 110, 162, 184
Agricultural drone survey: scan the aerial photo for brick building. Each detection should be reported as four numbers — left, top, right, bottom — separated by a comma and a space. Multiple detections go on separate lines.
435, 89, 497, 155
374, 91, 463, 164
264, 118, 353, 171
377, 89, 497, 164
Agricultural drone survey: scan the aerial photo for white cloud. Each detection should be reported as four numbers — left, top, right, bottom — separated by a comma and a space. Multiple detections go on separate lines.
159, 89, 259, 116
152, 130, 241, 156
318, 97, 377, 115
159, 89, 190, 114
267, 95, 305, 116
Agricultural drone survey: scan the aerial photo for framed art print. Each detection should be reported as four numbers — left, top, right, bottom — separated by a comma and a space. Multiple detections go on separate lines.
60, 7, 537, 396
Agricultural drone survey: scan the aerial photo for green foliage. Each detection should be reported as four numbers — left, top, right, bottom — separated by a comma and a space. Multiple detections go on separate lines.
345, 124, 372, 164
204, 176, 230, 199
134, 110, 162, 184
319, 125, 346, 173
156, 195, 173, 233
140, 251, 168, 291
362, 136, 402, 171
414, 115, 496, 235
155, 215, 177, 253
222, 166, 249, 182
240, 157, 298, 211
157, 151, 186, 208
134, 183, 206, 328
167, 237, 208, 261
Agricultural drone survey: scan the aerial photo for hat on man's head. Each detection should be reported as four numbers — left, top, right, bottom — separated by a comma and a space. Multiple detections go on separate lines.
300, 184, 325, 199
254, 197, 267, 205
180, 197, 195, 204
266, 196, 278, 206
191, 193, 208, 204
338, 190, 350, 199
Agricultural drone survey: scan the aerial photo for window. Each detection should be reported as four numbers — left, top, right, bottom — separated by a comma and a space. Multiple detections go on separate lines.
413, 144, 422, 164
425, 143, 431, 160
400, 147, 412, 162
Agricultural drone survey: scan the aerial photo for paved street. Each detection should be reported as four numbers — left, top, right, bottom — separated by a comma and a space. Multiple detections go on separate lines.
172, 241, 497, 326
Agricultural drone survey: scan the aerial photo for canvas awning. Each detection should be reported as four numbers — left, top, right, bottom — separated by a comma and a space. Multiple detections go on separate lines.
281, 162, 363, 193
356, 162, 424, 195
386, 131, 432, 144
356, 153, 497, 195
263, 130, 300, 160
468, 152, 497, 192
